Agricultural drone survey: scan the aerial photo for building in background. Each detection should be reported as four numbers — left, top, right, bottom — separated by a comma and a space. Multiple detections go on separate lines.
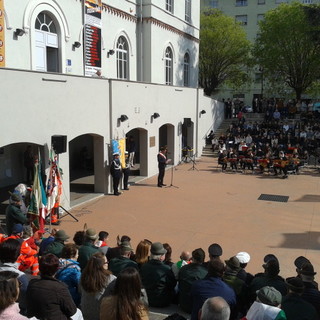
201, 0, 320, 104
1, 0, 224, 209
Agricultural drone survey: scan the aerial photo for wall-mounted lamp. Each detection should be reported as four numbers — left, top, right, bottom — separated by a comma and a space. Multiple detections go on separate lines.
14, 28, 25, 37
152, 112, 160, 119
119, 114, 129, 122
200, 110, 206, 115
73, 41, 81, 48
107, 49, 115, 57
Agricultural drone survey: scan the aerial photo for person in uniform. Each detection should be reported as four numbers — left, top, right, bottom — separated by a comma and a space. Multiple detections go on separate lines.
110, 153, 122, 196
122, 151, 130, 191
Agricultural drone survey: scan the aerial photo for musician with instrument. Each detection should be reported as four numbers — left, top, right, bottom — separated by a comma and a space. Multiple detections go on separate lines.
227, 148, 238, 172
218, 150, 228, 171
273, 151, 288, 178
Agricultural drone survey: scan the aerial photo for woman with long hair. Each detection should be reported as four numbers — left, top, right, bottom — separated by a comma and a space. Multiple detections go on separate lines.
134, 240, 151, 268
80, 252, 116, 320
100, 267, 148, 320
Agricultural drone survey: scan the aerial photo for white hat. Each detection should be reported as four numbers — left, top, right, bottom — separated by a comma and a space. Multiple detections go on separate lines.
236, 252, 250, 264
113, 152, 119, 156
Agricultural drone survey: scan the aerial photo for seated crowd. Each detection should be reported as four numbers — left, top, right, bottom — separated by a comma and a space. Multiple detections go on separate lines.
213, 106, 320, 177
0, 222, 319, 320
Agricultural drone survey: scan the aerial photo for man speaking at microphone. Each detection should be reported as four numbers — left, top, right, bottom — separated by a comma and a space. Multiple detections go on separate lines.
157, 146, 171, 187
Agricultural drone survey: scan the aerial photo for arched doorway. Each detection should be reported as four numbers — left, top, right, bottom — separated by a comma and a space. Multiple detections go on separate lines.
126, 128, 148, 177
159, 124, 175, 164
0, 142, 45, 213
69, 134, 104, 204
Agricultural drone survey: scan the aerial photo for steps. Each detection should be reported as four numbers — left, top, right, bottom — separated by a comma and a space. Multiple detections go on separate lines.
202, 113, 265, 158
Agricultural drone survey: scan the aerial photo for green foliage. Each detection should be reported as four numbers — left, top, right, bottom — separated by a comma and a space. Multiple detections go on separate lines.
199, 9, 251, 96
253, 2, 320, 99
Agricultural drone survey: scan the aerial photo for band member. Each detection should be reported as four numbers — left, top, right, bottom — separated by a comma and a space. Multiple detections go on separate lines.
227, 148, 238, 172
242, 149, 254, 172
122, 151, 130, 190
273, 151, 288, 179
157, 147, 167, 187
218, 150, 228, 171
110, 153, 122, 195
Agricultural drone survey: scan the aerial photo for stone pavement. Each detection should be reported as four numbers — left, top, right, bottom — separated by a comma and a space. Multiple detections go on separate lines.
59, 156, 320, 318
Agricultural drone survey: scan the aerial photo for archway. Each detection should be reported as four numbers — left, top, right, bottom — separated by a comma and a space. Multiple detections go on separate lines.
69, 134, 104, 203
126, 128, 148, 177
0, 142, 45, 213
159, 124, 175, 164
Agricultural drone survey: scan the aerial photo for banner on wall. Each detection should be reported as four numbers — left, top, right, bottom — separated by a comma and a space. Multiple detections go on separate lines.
111, 139, 126, 168
0, 0, 5, 67
84, 0, 102, 76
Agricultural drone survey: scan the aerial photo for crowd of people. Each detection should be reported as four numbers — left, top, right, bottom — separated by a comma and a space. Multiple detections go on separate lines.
0, 213, 320, 319
208, 98, 320, 178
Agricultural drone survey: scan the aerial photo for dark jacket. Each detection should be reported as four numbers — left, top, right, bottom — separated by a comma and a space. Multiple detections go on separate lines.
108, 256, 138, 276
281, 293, 318, 320
140, 259, 176, 307
5, 204, 27, 235
26, 276, 77, 320
45, 240, 65, 258
78, 242, 99, 270
178, 263, 208, 313
190, 276, 236, 320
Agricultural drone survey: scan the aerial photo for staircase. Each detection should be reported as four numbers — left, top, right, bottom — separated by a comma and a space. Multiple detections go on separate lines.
201, 113, 265, 158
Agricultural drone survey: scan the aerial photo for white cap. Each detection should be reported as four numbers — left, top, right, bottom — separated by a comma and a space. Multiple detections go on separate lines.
236, 252, 250, 264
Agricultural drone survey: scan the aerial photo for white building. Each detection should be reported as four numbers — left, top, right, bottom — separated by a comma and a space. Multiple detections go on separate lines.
0, 0, 224, 208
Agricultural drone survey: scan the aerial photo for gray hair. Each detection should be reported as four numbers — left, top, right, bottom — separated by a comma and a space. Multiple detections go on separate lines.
200, 297, 230, 320
150, 253, 163, 261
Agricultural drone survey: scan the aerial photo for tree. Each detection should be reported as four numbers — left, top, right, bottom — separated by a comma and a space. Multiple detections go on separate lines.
199, 9, 251, 96
253, 3, 320, 100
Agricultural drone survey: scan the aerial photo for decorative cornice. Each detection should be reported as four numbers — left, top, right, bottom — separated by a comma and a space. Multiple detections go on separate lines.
102, 4, 137, 23
143, 17, 199, 43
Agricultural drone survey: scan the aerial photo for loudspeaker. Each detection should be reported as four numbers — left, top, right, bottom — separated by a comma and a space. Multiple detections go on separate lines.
51, 135, 67, 154
184, 118, 192, 127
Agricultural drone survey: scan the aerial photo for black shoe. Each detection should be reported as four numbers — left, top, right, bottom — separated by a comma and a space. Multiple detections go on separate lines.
162, 184, 167, 186
124, 187, 129, 190
157, 185, 162, 188
114, 192, 121, 196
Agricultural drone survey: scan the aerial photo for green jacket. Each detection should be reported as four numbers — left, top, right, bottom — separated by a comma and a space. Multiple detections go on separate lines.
178, 263, 208, 313
140, 259, 176, 307
45, 240, 65, 258
78, 242, 99, 270
5, 204, 27, 235
108, 256, 138, 276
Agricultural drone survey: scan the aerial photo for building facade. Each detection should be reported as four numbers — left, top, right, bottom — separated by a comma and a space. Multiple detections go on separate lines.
1, 0, 224, 209
201, 0, 320, 104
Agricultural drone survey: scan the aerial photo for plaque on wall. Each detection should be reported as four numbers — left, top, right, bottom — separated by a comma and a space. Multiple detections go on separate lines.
149, 136, 155, 147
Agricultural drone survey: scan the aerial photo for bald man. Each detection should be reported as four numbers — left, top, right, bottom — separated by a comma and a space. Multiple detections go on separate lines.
199, 296, 230, 320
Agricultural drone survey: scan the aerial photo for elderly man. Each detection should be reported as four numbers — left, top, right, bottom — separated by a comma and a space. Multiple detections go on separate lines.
140, 242, 176, 307
108, 241, 138, 276
199, 297, 230, 320
45, 230, 70, 258
5, 193, 28, 236
77, 228, 99, 270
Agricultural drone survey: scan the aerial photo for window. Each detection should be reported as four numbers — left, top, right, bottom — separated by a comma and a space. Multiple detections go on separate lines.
255, 73, 262, 83
236, 0, 247, 6
165, 47, 173, 85
116, 36, 129, 80
35, 12, 59, 72
275, 0, 287, 3
302, 0, 313, 3
236, 15, 248, 26
258, 0, 265, 4
185, 0, 191, 22
166, 0, 174, 13
210, 0, 219, 7
183, 53, 190, 87
257, 14, 264, 24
